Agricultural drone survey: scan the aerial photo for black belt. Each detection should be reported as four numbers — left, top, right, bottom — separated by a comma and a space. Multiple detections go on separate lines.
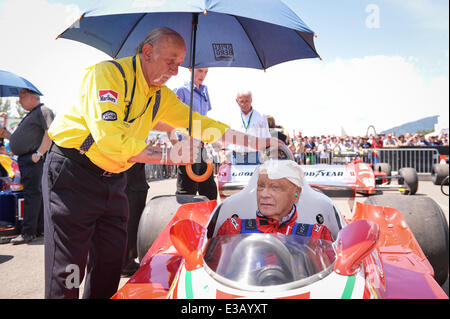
50, 143, 118, 177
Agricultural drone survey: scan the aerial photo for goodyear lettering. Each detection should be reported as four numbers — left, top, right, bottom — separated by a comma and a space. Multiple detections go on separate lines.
303, 169, 344, 178
231, 171, 253, 177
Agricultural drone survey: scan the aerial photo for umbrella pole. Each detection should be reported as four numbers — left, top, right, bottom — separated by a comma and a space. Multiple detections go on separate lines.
188, 13, 199, 137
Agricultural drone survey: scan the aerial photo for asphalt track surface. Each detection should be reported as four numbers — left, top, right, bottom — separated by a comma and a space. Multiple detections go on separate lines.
0, 178, 448, 299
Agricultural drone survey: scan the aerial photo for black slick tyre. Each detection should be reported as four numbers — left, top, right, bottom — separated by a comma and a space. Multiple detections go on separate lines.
364, 195, 449, 286
137, 194, 208, 262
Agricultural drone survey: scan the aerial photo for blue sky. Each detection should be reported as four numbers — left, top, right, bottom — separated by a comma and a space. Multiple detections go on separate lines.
303, 0, 449, 79
43, 0, 449, 77
1, 0, 448, 136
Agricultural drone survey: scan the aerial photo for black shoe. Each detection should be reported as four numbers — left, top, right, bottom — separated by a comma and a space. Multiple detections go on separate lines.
11, 234, 36, 245
121, 260, 140, 277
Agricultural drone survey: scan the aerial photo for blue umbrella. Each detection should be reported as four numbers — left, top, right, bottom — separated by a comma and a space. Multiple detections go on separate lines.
0, 70, 43, 97
58, 0, 320, 133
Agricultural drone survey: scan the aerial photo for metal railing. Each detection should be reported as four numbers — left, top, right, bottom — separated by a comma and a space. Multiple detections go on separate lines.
292, 148, 442, 174
145, 164, 178, 181
145, 147, 444, 180
374, 148, 439, 173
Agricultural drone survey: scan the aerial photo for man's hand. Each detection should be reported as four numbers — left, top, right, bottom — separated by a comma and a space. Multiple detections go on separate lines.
129, 138, 202, 165
31, 153, 42, 163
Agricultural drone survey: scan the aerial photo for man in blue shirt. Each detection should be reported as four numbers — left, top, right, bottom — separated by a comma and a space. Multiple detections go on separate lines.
174, 68, 218, 200
174, 68, 211, 116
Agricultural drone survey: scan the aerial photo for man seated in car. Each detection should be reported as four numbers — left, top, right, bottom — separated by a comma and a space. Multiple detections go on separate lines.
217, 160, 333, 241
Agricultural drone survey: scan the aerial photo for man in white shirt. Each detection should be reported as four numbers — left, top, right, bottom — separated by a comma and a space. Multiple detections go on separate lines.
230, 90, 271, 164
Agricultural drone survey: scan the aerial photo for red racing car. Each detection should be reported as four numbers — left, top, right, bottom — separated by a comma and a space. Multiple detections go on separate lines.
114, 162, 448, 299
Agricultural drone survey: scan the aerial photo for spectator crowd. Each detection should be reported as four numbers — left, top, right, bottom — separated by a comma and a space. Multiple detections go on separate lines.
279, 130, 449, 165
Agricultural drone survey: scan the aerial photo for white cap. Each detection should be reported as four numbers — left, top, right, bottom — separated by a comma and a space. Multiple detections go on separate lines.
257, 160, 304, 187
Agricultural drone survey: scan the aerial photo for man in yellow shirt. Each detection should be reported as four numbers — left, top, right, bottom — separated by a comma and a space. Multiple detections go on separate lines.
44, 27, 278, 299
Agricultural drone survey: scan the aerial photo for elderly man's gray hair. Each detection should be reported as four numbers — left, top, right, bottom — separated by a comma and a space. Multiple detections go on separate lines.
22, 89, 40, 101
135, 26, 183, 54
236, 90, 252, 98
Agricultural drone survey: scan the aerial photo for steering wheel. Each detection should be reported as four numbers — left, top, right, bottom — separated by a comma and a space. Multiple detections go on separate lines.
261, 143, 295, 162
224, 234, 298, 286
185, 143, 215, 182
186, 159, 214, 182
255, 264, 290, 286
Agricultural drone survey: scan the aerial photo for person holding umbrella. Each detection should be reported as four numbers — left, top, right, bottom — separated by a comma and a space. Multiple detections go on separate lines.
1, 88, 54, 245
44, 27, 279, 299
173, 67, 219, 201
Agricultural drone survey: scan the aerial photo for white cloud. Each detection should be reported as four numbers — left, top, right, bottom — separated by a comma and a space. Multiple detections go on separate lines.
1, 0, 448, 138
168, 55, 449, 136
390, 0, 449, 31
0, 0, 109, 115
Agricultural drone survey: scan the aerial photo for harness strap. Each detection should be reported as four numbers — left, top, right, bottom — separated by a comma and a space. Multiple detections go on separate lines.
292, 223, 313, 237
108, 60, 128, 103
240, 219, 262, 233
239, 219, 318, 238
79, 57, 161, 154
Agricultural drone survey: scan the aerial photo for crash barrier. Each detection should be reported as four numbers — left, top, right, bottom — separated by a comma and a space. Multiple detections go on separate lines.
368, 148, 440, 173
293, 147, 445, 174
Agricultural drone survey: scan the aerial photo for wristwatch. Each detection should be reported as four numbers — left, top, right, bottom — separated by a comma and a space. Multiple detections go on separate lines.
35, 150, 43, 158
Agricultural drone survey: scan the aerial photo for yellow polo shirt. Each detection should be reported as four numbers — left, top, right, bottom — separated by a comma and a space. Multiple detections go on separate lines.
48, 55, 229, 173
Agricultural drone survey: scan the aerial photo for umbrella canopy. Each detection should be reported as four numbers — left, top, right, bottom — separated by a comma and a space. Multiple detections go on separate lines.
58, 0, 320, 136
58, 0, 320, 70
0, 70, 43, 97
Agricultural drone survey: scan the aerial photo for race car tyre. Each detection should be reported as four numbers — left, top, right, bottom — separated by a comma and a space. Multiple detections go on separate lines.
431, 163, 449, 185
373, 163, 391, 184
137, 194, 208, 262
364, 195, 449, 286
263, 143, 295, 161
398, 167, 418, 195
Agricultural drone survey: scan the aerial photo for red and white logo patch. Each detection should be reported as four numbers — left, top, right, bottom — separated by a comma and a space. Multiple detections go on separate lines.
98, 89, 118, 105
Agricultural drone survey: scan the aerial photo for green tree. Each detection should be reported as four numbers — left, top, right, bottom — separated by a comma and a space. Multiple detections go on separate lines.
0, 97, 25, 119
15, 100, 26, 119
416, 128, 434, 135
0, 97, 12, 116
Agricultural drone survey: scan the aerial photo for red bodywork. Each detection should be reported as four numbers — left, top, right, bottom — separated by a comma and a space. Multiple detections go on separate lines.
112, 198, 447, 299
217, 163, 231, 199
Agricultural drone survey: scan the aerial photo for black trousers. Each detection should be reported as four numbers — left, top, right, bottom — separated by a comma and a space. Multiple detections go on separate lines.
17, 153, 44, 237
43, 150, 128, 299
176, 161, 217, 201
124, 163, 148, 265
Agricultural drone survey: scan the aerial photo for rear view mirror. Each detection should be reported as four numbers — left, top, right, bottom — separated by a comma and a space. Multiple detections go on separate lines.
170, 219, 205, 271
333, 219, 379, 276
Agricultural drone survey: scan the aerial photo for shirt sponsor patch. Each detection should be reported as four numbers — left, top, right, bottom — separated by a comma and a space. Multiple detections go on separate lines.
295, 223, 312, 237
244, 219, 257, 230
230, 217, 239, 230
98, 89, 118, 105
102, 110, 117, 121
313, 224, 322, 233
